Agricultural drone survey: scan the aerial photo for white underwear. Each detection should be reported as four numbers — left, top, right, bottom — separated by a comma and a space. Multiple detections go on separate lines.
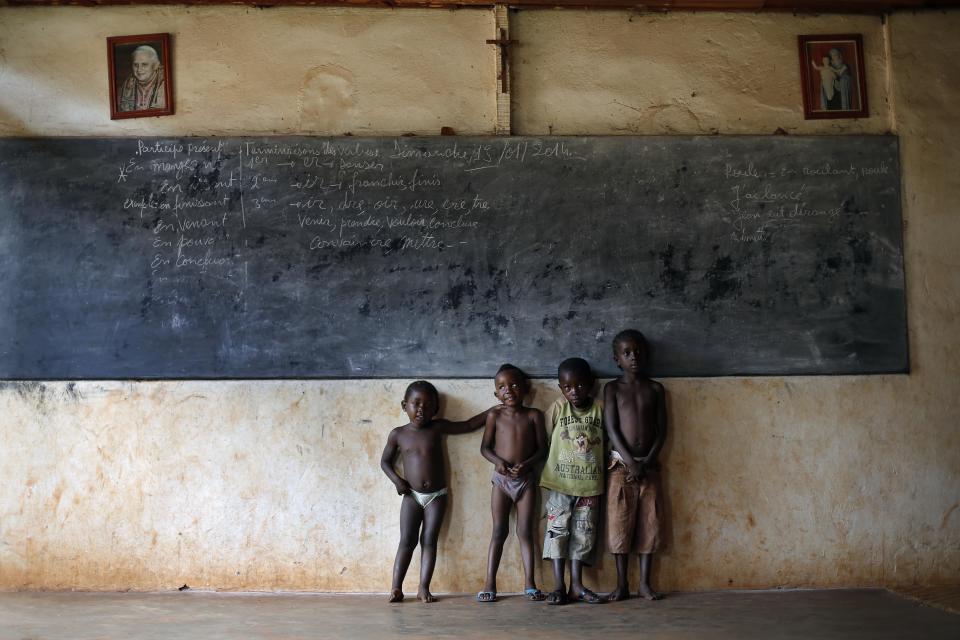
410, 487, 448, 509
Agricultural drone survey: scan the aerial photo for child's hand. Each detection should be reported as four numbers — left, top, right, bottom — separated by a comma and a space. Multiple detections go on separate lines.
393, 479, 411, 496
510, 462, 526, 478
625, 459, 645, 482
495, 462, 510, 476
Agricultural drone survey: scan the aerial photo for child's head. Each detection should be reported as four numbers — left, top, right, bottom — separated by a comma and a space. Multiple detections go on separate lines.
493, 363, 529, 407
822, 56, 830, 65
557, 357, 595, 409
402, 380, 439, 426
612, 329, 649, 374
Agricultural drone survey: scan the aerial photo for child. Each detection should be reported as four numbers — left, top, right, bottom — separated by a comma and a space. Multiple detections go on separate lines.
540, 357, 606, 605
811, 55, 837, 108
604, 329, 668, 601
477, 364, 548, 603
380, 380, 495, 604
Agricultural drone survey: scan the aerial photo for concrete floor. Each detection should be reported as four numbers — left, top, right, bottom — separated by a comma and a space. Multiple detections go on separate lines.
2, 589, 959, 640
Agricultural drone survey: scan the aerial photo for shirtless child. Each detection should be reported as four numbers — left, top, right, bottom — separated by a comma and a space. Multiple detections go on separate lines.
380, 380, 496, 603
477, 364, 548, 603
604, 330, 668, 601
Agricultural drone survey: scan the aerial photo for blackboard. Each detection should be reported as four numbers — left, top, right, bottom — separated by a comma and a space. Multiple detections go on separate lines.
0, 136, 906, 379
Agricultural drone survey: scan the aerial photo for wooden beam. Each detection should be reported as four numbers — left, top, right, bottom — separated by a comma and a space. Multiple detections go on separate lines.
489, 4, 513, 135
4, 0, 960, 11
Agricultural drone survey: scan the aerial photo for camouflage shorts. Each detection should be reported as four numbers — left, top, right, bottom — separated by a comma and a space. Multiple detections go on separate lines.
542, 490, 600, 565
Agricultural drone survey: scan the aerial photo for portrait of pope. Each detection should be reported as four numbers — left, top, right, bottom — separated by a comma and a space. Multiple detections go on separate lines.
117, 44, 167, 112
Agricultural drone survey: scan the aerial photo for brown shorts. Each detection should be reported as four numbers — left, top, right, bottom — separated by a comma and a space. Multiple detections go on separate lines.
606, 462, 661, 554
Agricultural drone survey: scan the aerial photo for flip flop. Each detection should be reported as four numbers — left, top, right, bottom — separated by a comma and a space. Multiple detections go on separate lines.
545, 590, 569, 606
476, 591, 497, 603
572, 588, 604, 604
524, 587, 547, 601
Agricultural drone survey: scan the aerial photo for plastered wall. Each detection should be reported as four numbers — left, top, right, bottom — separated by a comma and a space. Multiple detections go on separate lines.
0, 7, 957, 592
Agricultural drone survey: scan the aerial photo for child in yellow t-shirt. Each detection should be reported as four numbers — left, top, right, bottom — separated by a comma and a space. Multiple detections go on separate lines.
540, 357, 605, 605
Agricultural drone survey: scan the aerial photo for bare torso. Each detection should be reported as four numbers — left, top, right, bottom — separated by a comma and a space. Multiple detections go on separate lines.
490, 406, 543, 467
609, 377, 662, 458
392, 423, 447, 492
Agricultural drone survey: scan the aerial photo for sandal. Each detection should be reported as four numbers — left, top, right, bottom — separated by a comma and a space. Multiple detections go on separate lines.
524, 587, 547, 601
476, 591, 497, 603
572, 588, 604, 604
545, 590, 569, 606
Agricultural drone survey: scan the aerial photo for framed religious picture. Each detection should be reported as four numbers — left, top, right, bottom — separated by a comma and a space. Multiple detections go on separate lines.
798, 34, 868, 120
107, 33, 173, 120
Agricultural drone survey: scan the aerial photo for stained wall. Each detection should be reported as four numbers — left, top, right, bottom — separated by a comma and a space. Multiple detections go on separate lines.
0, 7, 957, 592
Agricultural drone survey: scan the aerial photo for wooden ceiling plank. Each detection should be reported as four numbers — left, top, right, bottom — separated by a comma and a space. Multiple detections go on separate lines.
3, 0, 958, 11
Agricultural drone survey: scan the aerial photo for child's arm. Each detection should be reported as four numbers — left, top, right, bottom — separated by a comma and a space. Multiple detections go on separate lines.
480, 411, 510, 475
435, 406, 500, 435
512, 409, 548, 478
603, 381, 644, 480
380, 429, 410, 496
642, 381, 669, 467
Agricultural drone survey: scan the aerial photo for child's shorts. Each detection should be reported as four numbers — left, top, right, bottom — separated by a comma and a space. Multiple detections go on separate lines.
542, 490, 600, 565
606, 462, 662, 554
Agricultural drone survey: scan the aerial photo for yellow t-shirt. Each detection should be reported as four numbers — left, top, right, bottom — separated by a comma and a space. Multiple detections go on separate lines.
539, 398, 604, 497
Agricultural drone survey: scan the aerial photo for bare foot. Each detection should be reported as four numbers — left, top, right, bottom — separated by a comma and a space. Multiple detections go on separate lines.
388, 588, 404, 603
638, 584, 663, 601
607, 586, 631, 602
417, 589, 437, 603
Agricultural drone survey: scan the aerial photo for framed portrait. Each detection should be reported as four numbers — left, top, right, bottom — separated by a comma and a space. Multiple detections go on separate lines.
107, 33, 173, 120
798, 34, 868, 120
